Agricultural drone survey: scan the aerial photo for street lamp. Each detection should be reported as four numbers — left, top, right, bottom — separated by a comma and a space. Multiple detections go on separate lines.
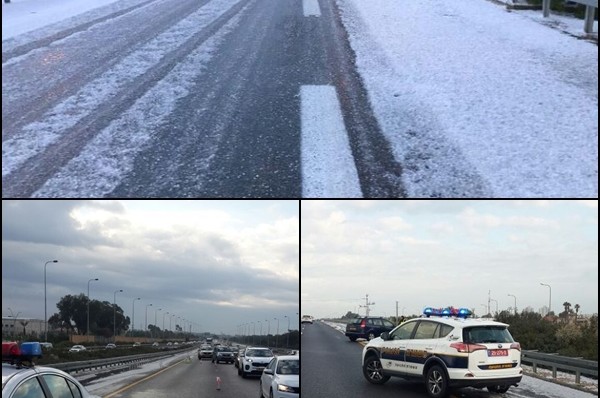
163, 311, 169, 332
258, 320, 262, 342
284, 315, 290, 348
144, 304, 153, 333
113, 289, 123, 343
251, 322, 255, 345
508, 294, 517, 315
44, 259, 58, 342
274, 318, 279, 349
132, 298, 141, 335
266, 319, 270, 347
87, 278, 99, 338
154, 308, 162, 337
540, 283, 552, 315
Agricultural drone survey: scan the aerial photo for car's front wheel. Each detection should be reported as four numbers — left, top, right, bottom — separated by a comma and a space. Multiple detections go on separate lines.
425, 365, 448, 398
362, 355, 390, 384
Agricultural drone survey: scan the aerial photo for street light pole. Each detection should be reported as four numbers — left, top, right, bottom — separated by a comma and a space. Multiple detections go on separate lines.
114, 289, 123, 343
508, 294, 517, 315
540, 283, 552, 315
163, 311, 169, 333
285, 315, 290, 348
132, 298, 140, 335
266, 319, 270, 347
275, 318, 279, 349
154, 308, 161, 338
145, 304, 153, 333
87, 278, 99, 338
44, 260, 58, 342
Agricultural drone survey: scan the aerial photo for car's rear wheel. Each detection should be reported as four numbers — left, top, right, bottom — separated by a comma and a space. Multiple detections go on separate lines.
349, 336, 357, 342
362, 355, 390, 384
367, 332, 376, 340
425, 365, 448, 398
487, 385, 510, 394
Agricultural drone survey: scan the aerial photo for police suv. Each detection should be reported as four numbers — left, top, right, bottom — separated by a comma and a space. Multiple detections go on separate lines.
361, 307, 522, 398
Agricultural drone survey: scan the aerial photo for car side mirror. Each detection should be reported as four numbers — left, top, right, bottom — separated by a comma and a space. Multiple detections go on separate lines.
264, 369, 274, 375
380, 332, 390, 341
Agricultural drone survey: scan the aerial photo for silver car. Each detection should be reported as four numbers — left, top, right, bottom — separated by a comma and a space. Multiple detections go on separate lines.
2, 342, 99, 398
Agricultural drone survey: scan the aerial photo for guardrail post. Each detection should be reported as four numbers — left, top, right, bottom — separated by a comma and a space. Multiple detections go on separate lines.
552, 366, 557, 379
576, 370, 581, 384
583, 5, 595, 33
543, 0, 551, 17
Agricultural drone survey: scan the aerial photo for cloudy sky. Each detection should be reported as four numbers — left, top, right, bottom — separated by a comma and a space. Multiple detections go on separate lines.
2, 200, 299, 335
301, 200, 598, 319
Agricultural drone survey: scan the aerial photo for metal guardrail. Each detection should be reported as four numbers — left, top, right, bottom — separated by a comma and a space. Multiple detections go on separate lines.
51, 349, 184, 375
542, 0, 598, 33
521, 350, 598, 383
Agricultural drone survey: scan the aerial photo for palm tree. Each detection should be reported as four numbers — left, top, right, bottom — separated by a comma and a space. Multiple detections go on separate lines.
574, 304, 580, 318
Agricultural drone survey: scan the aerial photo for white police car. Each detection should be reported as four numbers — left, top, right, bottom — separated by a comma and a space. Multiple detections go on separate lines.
362, 307, 522, 398
2, 341, 100, 398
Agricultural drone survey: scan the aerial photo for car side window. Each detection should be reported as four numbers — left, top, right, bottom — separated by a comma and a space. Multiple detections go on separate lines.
267, 358, 277, 371
383, 320, 395, 328
42, 374, 76, 398
413, 321, 439, 339
66, 380, 83, 398
438, 324, 453, 338
372, 319, 383, 326
390, 321, 417, 340
12, 377, 45, 398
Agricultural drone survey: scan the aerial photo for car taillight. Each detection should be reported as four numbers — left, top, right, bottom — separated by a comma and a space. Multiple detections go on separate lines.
450, 342, 486, 353
510, 342, 521, 351
360, 320, 366, 328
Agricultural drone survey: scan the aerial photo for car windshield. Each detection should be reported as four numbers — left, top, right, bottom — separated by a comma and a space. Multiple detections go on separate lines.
277, 359, 300, 375
246, 349, 272, 357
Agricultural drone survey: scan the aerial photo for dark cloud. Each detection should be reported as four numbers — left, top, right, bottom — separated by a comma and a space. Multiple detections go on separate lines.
2, 201, 116, 247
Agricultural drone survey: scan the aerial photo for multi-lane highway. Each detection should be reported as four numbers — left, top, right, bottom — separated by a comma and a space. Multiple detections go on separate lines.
301, 320, 597, 398
2, 0, 394, 198
97, 352, 261, 398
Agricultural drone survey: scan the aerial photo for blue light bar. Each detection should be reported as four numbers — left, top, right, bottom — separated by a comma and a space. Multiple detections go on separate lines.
423, 307, 472, 318
20, 342, 42, 358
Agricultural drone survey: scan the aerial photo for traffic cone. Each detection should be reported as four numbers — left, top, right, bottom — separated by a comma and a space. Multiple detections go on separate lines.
216, 376, 221, 390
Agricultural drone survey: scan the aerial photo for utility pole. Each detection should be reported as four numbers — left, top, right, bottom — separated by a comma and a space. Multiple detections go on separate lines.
360, 294, 375, 316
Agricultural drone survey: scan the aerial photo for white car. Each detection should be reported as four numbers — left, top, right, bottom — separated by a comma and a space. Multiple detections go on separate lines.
362, 307, 522, 398
260, 355, 299, 398
68, 344, 87, 352
301, 315, 313, 324
238, 347, 274, 378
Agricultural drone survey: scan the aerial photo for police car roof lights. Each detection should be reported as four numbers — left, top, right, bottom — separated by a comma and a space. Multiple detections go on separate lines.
2, 341, 43, 367
423, 307, 472, 318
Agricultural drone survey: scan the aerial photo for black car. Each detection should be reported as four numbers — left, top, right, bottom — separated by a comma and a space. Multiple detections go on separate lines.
345, 317, 396, 341
213, 346, 235, 364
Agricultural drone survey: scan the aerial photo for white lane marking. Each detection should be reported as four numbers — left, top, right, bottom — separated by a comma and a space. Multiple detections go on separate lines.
300, 85, 362, 198
303, 0, 321, 17
2, 0, 242, 178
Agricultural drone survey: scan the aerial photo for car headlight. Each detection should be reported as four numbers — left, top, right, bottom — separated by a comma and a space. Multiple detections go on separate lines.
247, 359, 253, 363
278, 384, 294, 392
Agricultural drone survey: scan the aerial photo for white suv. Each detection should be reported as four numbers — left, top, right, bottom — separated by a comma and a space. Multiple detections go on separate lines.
238, 347, 274, 378
362, 307, 522, 398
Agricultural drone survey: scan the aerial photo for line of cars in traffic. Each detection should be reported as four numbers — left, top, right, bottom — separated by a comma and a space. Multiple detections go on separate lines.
197, 342, 299, 397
